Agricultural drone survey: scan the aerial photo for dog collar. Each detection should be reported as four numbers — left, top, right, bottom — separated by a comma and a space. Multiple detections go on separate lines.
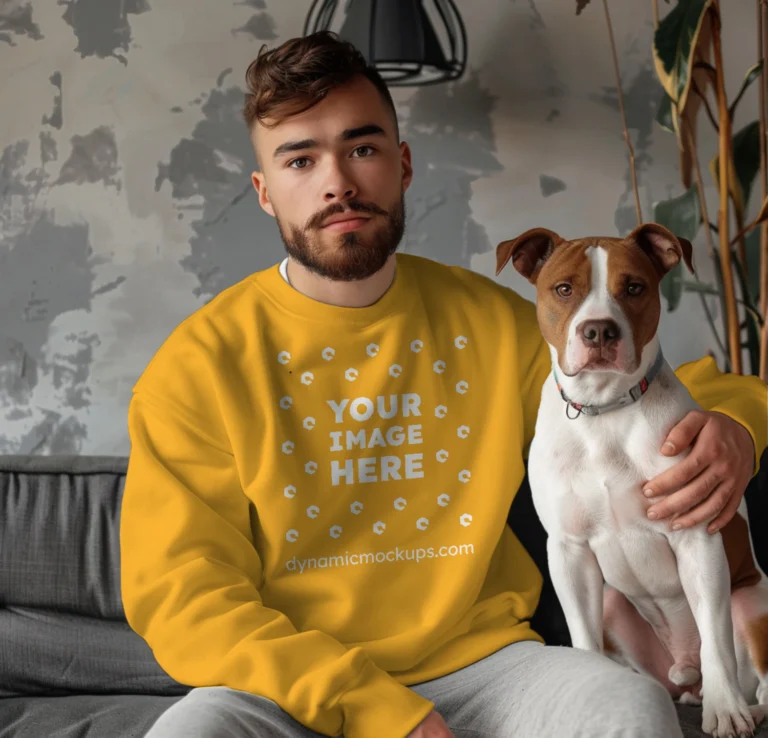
552, 348, 665, 419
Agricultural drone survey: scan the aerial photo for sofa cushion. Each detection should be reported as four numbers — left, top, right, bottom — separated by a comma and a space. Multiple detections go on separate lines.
0, 455, 192, 697
677, 705, 768, 738
0, 607, 191, 698
0, 456, 128, 618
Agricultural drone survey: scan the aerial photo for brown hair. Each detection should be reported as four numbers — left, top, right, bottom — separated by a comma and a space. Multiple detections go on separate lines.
242, 31, 399, 139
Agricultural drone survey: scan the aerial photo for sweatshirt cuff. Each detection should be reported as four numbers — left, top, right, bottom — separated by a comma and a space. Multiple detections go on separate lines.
710, 398, 764, 479
336, 659, 435, 738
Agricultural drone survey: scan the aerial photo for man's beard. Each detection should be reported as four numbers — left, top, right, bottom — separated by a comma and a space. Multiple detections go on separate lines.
276, 193, 406, 282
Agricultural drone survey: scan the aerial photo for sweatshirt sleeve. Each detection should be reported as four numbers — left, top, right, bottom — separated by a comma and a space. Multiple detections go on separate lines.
507, 290, 552, 460
120, 388, 435, 738
674, 356, 768, 477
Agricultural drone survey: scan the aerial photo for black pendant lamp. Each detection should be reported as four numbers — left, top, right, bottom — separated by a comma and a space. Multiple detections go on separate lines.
303, 0, 467, 86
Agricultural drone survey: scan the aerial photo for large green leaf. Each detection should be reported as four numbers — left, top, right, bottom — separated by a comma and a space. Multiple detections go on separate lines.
682, 281, 719, 294
653, 184, 703, 242
660, 262, 684, 312
653, 0, 713, 108
652, 0, 714, 190
709, 120, 761, 221
656, 91, 675, 133
653, 185, 703, 311
735, 121, 762, 212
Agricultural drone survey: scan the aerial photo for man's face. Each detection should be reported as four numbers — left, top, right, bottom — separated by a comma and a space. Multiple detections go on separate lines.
250, 75, 413, 282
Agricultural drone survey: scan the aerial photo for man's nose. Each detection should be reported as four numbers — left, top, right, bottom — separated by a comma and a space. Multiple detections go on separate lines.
579, 319, 621, 347
323, 161, 358, 201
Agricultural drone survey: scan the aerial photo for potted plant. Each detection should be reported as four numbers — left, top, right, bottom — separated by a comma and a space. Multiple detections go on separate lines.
578, 0, 768, 379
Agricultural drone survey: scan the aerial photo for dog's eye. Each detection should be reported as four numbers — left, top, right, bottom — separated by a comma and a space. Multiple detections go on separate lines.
627, 282, 645, 296
555, 284, 572, 297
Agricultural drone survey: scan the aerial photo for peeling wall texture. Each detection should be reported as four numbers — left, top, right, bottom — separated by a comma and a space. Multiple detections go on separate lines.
0, 1, 762, 455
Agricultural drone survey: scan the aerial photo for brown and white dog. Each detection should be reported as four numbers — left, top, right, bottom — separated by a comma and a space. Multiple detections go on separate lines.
496, 223, 768, 737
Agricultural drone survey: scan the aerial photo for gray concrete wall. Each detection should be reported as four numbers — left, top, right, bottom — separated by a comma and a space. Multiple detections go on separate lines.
0, 0, 762, 455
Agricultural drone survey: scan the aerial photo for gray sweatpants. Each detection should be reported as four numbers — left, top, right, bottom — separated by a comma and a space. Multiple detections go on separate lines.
144, 641, 685, 737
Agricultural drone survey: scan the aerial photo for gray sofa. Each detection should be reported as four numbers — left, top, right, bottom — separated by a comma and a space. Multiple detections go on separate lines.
1, 453, 766, 738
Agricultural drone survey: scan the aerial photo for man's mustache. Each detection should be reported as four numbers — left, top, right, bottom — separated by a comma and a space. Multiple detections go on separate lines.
307, 200, 389, 230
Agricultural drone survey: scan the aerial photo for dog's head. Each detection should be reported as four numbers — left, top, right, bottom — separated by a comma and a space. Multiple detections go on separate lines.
496, 223, 694, 377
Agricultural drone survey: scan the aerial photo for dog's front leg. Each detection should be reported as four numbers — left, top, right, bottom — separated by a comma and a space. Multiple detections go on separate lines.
547, 535, 604, 652
670, 530, 756, 737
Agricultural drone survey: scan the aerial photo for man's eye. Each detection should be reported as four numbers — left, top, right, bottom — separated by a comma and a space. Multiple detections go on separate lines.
353, 146, 374, 157
289, 157, 310, 169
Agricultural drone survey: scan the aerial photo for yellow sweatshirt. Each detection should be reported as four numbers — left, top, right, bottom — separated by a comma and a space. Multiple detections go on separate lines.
120, 252, 767, 738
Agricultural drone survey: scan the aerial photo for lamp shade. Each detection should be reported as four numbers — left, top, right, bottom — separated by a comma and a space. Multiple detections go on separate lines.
303, 0, 467, 86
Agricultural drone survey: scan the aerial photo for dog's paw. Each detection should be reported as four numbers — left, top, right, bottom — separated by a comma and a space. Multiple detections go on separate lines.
702, 694, 756, 738
757, 682, 768, 707
669, 663, 701, 687
679, 691, 702, 706
749, 705, 767, 725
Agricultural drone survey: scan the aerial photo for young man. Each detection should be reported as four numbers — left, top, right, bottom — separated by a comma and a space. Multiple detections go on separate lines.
122, 31, 766, 738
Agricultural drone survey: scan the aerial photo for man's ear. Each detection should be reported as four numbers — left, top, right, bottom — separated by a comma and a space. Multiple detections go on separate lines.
496, 227, 564, 284
251, 171, 275, 217
628, 222, 695, 276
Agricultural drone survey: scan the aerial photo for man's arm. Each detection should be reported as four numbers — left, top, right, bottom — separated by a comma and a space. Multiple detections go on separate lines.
507, 291, 553, 459
120, 387, 434, 738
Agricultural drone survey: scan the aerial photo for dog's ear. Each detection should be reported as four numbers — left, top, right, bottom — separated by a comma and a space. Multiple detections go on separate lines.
496, 228, 564, 284
628, 222, 695, 277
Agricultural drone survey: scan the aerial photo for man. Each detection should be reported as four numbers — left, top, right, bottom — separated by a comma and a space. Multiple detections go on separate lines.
121, 31, 766, 738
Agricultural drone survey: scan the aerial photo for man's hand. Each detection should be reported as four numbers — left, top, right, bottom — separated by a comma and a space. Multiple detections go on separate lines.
643, 410, 755, 534
406, 710, 456, 738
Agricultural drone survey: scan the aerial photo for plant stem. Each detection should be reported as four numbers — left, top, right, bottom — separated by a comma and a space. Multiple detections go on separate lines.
653, 0, 659, 28
711, 2, 742, 373
692, 79, 720, 132
733, 210, 749, 278
694, 60, 719, 86
684, 117, 730, 365
730, 219, 758, 246
603, 0, 643, 226
731, 248, 765, 325
759, 0, 768, 378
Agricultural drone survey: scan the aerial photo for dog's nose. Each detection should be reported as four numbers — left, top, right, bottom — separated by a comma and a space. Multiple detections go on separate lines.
580, 319, 621, 347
